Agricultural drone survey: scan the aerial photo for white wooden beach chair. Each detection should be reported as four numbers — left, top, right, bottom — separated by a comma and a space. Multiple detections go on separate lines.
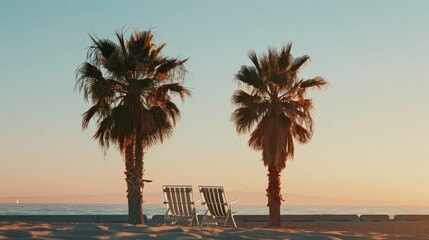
162, 185, 200, 226
198, 186, 238, 227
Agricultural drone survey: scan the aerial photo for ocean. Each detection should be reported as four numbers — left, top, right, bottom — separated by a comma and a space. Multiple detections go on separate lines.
1, 204, 429, 218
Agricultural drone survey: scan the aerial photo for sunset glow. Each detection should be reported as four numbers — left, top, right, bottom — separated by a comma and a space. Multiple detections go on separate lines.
0, 0, 428, 208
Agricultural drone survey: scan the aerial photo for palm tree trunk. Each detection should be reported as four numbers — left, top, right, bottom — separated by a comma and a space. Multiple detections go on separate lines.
132, 133, 145, 224
267, 165, 283, 227
124, 140, 143, 224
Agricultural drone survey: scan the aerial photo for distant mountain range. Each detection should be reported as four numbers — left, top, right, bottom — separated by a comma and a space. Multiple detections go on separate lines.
0, 191, 382, 205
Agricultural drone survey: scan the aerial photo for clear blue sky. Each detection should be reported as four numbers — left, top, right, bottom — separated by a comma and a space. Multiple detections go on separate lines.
1, 0, 428, 205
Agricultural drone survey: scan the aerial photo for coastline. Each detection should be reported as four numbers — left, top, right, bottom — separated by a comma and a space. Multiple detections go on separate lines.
2, 203, 429, 217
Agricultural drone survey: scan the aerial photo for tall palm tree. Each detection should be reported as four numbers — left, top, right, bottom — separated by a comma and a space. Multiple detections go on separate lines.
76, 29, 190, 224
231, 43, 327, 227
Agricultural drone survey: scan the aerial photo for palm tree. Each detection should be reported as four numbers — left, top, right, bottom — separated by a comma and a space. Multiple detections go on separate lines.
231, 43, 327, 227
76, 29, 190, 224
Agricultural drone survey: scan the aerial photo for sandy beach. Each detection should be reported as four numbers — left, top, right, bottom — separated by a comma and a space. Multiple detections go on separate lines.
1, 221, 429, 239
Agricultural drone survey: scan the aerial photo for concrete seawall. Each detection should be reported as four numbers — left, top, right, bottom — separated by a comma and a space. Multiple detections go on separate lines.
1, 214, 429, 224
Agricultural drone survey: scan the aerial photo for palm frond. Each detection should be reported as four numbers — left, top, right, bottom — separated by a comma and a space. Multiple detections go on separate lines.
278, 43, 292, 70
232, 96, 269, 134
158, 83, 191, 101
147, 106, 173, 144
109, 105, 134, 142
291, 122, 312, 144
234, 66, 263, 89
290, 55, 310, 73
299, 76, 328, 89
231, 90, 261, 107
164, 100, 180, 126
93, 115, 114, 150
248, 119, 265, 151
153, 58, 188, 81
150, 43, 166, 62
103, 50, 128, 79
115, 30, 127, 54
128, 78, 155, 91
82, 104, 103, 129
267, 47, 279, 70
232, 106, 261, 133
128, 30, 152, 62
88, 35, 118, 65
75, 62, 104, 101
248, 50, 261, 73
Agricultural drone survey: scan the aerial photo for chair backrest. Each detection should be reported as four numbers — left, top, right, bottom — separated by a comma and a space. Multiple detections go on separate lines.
163, 185, 195, 217
198, 186, 229, 217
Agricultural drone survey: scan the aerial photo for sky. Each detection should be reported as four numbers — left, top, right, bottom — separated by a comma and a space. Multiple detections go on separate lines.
0, 0, 428, 206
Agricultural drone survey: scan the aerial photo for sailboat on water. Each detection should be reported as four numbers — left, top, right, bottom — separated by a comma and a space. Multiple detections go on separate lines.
16, 198, 19, 205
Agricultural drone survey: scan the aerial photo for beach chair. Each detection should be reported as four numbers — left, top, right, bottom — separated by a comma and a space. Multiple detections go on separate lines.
198, 186, 238, 227
162, 185, 200, 226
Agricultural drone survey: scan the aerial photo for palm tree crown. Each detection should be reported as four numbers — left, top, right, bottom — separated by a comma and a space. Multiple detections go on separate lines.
76, 30, 189, 152
232, 43, 327, 170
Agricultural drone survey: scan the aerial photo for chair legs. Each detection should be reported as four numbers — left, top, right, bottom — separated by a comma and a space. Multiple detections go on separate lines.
163, 209, 169, 225
164, 206, 200, 226
192, 209, 200, 226
224, 210, 237, 228
224, 211, 230, 227
230, 213, 237, 228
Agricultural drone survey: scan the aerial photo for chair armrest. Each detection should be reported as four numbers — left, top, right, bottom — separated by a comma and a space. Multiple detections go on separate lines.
228, 200, 238, 204
163, 201, 169, 204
